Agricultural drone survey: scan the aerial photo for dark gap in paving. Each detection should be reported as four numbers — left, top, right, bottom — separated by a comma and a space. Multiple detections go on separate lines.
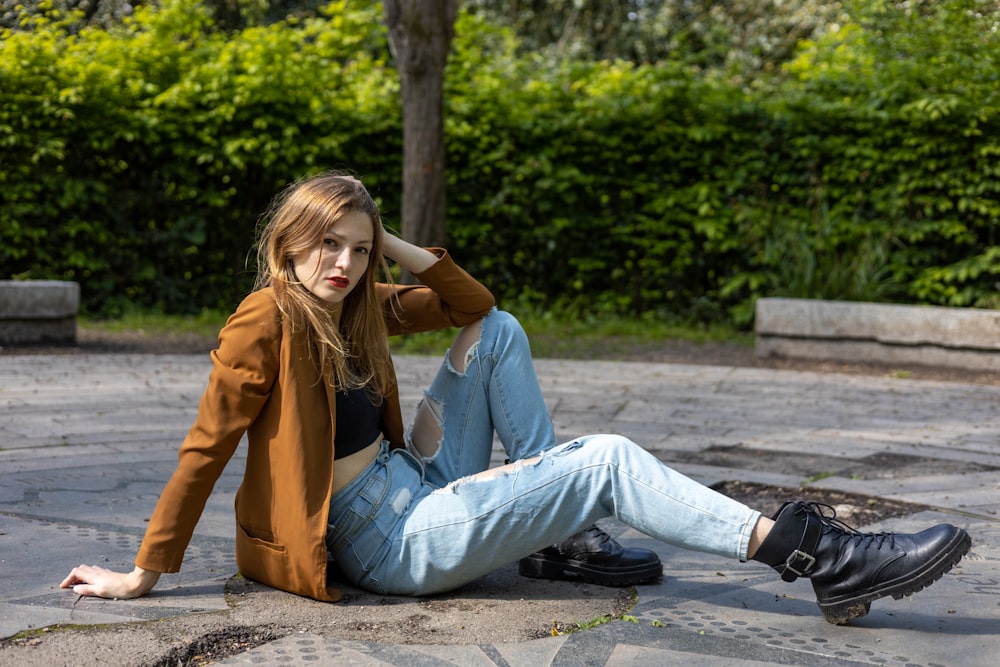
150, 624, 284, 667
712, 479, 932, 526
670, 445, 998, 481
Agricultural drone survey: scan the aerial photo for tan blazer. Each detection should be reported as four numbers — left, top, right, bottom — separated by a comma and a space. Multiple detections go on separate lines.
135, 250, 495, 601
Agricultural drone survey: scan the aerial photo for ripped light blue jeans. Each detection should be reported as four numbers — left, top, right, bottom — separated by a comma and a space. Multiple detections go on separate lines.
325, 309, 761, 595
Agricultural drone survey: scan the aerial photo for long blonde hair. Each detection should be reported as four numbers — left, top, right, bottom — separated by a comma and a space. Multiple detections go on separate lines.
254, 172, 395, 398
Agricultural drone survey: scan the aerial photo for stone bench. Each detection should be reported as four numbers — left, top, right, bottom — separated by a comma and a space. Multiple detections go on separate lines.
0, 280, 80, 346
755, 297, 1000, 372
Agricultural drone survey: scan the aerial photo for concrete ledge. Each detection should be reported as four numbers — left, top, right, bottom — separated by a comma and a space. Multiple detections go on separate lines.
0, 280, 80, 345
755, 297, 1000, 371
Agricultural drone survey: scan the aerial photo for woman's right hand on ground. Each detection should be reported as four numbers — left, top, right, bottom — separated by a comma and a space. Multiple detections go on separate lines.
60, 564, 161, 599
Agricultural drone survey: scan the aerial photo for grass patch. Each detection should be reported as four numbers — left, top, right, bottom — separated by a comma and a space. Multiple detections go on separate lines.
80, 307, 750, 361
81, 308, 229, 338
390, 310, 750, 360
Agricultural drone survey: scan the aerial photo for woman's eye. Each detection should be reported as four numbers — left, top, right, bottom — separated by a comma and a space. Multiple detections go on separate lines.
357, 247, 369, 255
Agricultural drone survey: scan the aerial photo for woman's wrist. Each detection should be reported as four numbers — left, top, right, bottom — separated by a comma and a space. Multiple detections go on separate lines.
129, 566, 161, 597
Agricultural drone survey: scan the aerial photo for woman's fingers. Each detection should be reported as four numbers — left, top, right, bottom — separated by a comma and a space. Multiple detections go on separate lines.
59, 564, 123, 597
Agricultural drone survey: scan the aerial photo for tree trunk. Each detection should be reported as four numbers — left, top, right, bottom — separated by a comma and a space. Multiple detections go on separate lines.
383, 0, 457, 258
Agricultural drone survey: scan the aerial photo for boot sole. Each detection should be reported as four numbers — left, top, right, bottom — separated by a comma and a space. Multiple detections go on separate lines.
519, 555, 663, 587
816, 527, 971, 625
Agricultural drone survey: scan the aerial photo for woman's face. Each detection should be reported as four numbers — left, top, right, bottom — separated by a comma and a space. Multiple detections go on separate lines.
291, 210, 374, 304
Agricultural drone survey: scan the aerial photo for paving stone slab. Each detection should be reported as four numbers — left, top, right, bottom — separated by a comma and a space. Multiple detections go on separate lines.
0, 513, 234, 639
1, 352, 998, 667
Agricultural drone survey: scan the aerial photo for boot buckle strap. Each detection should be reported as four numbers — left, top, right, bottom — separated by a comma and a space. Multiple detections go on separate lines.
782, 549, 816, 580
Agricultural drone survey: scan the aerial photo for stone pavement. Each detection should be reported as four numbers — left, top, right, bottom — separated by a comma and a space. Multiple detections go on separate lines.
1, 352, 998, 666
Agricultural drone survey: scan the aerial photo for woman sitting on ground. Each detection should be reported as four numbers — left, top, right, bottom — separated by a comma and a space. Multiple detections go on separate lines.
62, 172, 970, 625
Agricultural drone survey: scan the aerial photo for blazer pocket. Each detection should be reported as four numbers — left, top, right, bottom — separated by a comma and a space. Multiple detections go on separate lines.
236, 521, 284, 552
235, 520, 292, 591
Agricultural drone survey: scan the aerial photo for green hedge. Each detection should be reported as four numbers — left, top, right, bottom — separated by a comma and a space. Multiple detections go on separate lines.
2, 0, 998, 325
1, 0, 400, 315
443, 2, 1000, 325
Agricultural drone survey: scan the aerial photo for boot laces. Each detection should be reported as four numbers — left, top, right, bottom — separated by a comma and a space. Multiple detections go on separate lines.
802, 502, 895, 550
555, 525, 618, 558
584, 526, 614, 548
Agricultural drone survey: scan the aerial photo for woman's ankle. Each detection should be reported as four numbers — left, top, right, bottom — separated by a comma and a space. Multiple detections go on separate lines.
746, 515, 774, 560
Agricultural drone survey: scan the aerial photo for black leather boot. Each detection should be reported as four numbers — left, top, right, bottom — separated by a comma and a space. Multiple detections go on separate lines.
753, 501, 971, 624
519, 525, 663, 586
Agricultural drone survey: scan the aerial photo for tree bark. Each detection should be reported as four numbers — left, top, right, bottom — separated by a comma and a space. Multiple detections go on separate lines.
383, 0, 457, 256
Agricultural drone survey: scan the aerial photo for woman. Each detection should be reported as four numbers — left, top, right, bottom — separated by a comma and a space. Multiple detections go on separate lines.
61, 172, 970, 625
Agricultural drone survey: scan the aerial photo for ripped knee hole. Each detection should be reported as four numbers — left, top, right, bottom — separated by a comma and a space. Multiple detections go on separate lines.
409, 396, 444, 458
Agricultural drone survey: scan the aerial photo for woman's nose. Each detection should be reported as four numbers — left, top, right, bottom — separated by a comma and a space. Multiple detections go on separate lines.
334, 248, 351, 270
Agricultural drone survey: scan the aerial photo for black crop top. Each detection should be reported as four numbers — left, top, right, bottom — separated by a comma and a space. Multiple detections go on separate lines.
334, 386, 384, 459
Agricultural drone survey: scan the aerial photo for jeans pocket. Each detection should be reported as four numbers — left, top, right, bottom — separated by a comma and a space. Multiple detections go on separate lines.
326, 466, 389, 555
327, 452, 426, 592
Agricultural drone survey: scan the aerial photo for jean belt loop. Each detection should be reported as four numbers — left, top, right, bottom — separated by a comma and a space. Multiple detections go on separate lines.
376, 439, 392, 463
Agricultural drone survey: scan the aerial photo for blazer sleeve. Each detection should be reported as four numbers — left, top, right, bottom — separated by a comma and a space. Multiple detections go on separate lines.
135, 290, 282, 573
381, 248, 496, 335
